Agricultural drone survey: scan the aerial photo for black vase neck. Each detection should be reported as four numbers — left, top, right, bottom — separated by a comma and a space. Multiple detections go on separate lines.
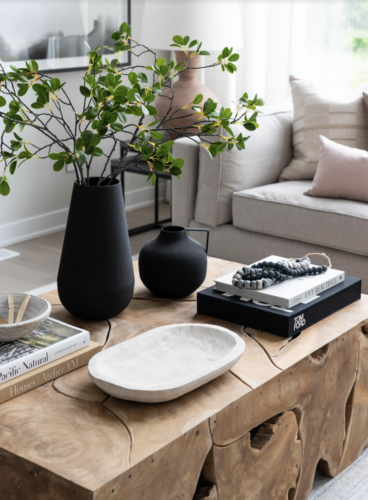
158, 226, 188, 243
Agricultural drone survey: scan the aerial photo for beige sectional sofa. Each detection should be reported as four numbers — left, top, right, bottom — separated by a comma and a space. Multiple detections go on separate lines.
172, 109, 368, 293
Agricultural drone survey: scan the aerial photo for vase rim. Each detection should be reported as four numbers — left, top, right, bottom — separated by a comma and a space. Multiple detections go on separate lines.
74, 177, 120, 188
161, 226, 185, 233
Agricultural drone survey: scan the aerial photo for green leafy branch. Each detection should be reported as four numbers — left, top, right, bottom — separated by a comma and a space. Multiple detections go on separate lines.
0, 24, 264, 196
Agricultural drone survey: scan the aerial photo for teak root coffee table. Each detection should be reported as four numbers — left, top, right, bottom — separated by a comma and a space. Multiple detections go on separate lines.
1, 257, 368, 500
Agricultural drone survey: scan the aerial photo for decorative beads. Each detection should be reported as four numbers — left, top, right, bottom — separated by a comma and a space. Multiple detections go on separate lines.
232, 257, 327, 290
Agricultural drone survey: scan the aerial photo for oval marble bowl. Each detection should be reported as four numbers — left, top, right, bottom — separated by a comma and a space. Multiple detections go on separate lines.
0, 293, 51, 342
88, 323, 245, 403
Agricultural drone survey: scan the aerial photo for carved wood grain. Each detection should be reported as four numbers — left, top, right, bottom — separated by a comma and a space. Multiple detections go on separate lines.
53, 365, 107, 403
0, 383, 131, 493
338, 323, 368, 473
103, 371, 250, 465
204, 411, 301, 500
93, 421, 212, 500
210, 331, 360, 500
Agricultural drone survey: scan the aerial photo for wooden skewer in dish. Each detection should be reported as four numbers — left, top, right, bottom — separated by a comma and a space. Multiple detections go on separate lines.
8, 295, 14, 324
0, 316, 6, 325
15, 295, 30, 323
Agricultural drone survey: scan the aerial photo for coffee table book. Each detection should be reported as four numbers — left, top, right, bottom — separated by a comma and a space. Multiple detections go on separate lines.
0, 317, 89, 385
214, 255, 345, 308
198, 276, 361, 338
0, 341, 100, 404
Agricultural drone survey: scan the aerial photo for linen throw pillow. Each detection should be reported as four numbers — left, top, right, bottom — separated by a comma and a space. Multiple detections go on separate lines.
279, 76, 368, 181
304, 135, 368, 202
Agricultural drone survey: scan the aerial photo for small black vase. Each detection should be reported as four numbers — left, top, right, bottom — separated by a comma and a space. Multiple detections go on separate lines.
57, 177, 134, 320
139, 226, 209, 298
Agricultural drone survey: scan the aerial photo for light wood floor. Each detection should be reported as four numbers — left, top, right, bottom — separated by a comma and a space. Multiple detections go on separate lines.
0, 202, 171, 293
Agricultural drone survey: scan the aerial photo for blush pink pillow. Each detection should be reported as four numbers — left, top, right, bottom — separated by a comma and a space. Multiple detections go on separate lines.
304, 135, 368, 202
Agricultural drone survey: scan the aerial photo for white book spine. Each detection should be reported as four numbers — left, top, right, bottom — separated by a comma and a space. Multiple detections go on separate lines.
289, 275, 343, 307
0, 330, 90, 385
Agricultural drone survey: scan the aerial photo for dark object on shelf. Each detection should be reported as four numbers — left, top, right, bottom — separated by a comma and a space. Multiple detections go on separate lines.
139, 226, 209, 298
111, 157, 172, 236
58, 177, 135, 320
197, 276, 361, 338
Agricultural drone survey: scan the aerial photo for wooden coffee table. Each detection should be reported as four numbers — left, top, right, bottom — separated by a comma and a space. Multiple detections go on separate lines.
1, 257, 368, 500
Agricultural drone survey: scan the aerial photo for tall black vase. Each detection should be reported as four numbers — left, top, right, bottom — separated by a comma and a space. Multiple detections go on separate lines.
139, 226, 209, 298
57, 177, 134, 320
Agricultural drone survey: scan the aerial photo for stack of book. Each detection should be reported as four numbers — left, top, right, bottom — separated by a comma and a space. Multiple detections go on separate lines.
198, 255, 361, 338
0, 317, 100, 403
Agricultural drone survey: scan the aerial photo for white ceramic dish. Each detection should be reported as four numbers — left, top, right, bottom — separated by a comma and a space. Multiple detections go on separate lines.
0, 293, 51, 342
88, 323, 245, 402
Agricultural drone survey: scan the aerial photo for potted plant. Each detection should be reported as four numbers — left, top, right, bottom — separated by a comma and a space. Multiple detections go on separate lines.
0, 23, 264, 319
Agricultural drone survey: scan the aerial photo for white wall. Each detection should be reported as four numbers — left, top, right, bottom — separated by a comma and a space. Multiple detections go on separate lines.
0, 0, 169, 247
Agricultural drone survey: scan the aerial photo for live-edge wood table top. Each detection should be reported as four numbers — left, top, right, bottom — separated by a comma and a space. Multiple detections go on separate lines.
0, 257, 368, 500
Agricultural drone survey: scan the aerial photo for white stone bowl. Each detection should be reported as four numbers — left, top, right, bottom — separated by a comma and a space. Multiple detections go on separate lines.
0, 293, 51, 342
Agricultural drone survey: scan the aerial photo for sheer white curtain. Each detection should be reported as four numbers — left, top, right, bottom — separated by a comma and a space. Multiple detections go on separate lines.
204, 0, 368, 108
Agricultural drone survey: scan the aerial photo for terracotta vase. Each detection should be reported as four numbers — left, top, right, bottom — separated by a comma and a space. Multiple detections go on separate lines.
155, 52, 220, 137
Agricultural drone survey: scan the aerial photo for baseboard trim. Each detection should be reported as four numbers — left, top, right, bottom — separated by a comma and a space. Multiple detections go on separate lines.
0, 209, 69, 248
0, 185, 168, 247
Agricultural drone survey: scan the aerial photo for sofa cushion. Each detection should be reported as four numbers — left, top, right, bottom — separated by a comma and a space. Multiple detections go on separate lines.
279, 76, 368, 181
194, 110, 293, 227
232, 180, 368, 257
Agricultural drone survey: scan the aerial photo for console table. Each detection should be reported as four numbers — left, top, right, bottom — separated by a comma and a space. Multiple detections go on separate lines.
0, 257, 368, 500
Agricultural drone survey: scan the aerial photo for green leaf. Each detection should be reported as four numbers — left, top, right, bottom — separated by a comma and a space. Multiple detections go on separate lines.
130, 105, 143, 116
172, 35, 184, 45
9, 161, 17, 175
50, 78, 61, 91
90, 134, 101, 146
81, 130, 93, 143
156, 58, 167, 67
172, 158, 184, 169
84, 41, 91, 52
150, 130, 163, 140
91, 147, 104, 157
146, 105, 157, 116
80, 85, 91, 98
77, 152, 87, 165
17, 84, 29, 96
102, 111, 111, 122
255, 98, 265, 106
0, 96, 6, 107
49, 153, 62, 160
228, 54, 239, 62
0, 180, 10, 196
13, 132, 22, 141
85, 106, 99, 120
222, 47, 230, 58
151, 172, 156, 185
117, 112, 127, 123
170, 167, 182, 176
193, 94, 203, 105
103, 45, 116, 52
189, 40, 197, 48
153, 160, 165, 172
148, 118, 159, 127
111, 123, 124, 132
30, 60, 39, 72
75, 137, 84, 150
53, 160, 64, 172
198, 51, 210, 56
128, 72, 138, 85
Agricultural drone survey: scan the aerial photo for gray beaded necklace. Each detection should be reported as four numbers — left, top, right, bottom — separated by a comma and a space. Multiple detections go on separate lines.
232, 256, 328, 290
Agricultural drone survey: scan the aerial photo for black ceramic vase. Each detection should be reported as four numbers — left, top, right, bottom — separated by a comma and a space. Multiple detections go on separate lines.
139, 226, 209, 298
57, 177, 134, 320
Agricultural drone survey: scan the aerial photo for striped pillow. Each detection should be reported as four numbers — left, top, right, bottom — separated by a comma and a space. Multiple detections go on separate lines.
279, 76, 368, 181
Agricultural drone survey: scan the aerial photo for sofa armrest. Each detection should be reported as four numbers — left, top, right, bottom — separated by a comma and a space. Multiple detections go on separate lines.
172, 137, 200, 228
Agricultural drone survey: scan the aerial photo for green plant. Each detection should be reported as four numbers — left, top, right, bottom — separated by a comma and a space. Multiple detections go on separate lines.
0, 23, 264, 196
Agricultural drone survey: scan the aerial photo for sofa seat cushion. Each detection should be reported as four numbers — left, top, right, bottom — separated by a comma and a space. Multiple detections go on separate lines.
232, 180, 368, 257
